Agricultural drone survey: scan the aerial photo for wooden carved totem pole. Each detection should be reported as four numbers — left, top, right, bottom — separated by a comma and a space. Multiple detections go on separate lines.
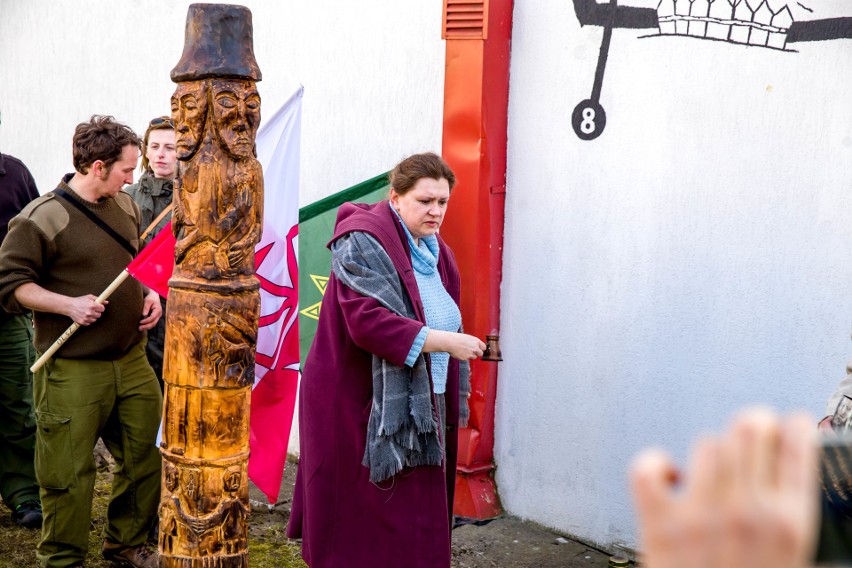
159, 5, 263, 567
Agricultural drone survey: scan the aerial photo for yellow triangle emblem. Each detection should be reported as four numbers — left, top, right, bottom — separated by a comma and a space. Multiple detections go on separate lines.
300, 302, 322, 321
310, 274, 329, 295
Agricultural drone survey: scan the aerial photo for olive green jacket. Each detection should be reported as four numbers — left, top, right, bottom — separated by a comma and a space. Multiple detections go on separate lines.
123, 172, 173, 248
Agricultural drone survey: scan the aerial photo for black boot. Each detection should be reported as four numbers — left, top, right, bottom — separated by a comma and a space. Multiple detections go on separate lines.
11, 500, 42, 529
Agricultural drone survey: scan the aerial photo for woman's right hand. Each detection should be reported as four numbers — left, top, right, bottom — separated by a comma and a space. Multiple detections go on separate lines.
424, 329, 486, 361
447, 333, 486, 361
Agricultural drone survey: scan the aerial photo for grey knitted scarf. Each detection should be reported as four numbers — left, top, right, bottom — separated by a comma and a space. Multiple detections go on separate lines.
331, 231, 470, 483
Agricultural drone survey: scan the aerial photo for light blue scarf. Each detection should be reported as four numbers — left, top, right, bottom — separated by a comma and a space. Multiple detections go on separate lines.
390, 203, 440, 275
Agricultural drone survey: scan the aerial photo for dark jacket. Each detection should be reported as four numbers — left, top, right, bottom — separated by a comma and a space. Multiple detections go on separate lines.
0, 152, 39, 320
288, 200, 462, 568
0, 152, 39, 245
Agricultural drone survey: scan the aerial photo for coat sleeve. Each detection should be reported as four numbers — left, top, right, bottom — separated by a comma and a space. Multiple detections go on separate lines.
336, 279, 425, 367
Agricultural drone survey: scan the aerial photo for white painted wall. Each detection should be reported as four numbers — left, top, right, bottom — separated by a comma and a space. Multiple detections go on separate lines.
0, 0, 446, 204
497, 0, 852, 552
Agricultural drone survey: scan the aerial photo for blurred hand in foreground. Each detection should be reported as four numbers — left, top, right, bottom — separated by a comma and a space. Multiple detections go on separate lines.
630, 408, 818, 568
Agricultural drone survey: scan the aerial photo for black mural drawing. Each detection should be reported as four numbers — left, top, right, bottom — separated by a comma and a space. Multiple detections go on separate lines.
570, 0, 852, 140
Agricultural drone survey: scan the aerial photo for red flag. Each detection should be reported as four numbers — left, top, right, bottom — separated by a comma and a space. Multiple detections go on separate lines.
127, 221, 175, 298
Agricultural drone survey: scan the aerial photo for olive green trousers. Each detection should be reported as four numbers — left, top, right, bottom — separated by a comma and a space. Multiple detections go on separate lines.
33, 341, 162, 568
0, 314, 39, 510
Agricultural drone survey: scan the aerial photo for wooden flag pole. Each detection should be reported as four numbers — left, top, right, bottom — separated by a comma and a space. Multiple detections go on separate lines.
29, 203, 174, 373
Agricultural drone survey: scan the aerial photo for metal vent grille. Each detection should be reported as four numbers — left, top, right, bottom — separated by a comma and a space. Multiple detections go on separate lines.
443, 0, 487, 40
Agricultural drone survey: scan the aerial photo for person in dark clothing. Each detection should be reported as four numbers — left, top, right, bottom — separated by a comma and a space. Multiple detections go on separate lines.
0, 136, 43, 530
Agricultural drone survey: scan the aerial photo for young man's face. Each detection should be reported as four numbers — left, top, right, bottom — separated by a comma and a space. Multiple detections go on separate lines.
96, 144, 139, 199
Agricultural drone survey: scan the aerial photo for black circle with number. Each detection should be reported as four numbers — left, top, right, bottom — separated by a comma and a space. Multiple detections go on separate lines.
572, 99, 606, 141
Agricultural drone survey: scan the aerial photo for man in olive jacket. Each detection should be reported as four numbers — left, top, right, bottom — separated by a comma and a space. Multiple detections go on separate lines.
0, 116, 162, 568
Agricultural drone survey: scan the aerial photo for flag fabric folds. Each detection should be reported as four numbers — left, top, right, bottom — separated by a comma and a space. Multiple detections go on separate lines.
126, 222, 175, 298
249, 86, 303, 502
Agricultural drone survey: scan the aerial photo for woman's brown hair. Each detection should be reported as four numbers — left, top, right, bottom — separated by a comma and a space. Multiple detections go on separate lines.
389, 152, 456, 195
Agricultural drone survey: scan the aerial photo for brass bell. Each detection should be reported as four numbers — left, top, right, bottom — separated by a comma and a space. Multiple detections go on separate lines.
482, 334, 502, 362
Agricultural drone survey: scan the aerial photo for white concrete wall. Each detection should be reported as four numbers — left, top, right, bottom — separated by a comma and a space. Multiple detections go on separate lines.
497, 0, 852, 552
0, 0, 446, 204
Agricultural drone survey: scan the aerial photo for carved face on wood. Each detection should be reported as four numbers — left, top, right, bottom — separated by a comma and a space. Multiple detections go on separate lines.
223, 468, 241, 494
210, 79, 260, 159
171, 81, 209, 160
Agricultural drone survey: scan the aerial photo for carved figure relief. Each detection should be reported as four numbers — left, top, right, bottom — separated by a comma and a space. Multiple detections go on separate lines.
172, 81, 209, 161
210, 79, 261, 159
223, 467, 241, 493
159, 462, 250, 560
163, 290, 259, 388
170, 78, 264, 283
164, 462, 179, 492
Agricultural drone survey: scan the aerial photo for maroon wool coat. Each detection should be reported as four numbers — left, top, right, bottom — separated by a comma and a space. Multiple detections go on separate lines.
287, 201, 462, 568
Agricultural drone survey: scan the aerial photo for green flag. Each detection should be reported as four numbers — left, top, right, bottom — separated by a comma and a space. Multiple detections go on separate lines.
298, 172, 391, 365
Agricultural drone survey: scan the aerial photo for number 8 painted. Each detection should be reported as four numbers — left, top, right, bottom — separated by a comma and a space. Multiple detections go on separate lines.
580, 107, 596, 134
572, 99, 606, 141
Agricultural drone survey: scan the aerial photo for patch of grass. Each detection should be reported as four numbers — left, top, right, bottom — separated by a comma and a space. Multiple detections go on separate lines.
249, 540, 307, 568
0, 501, 41, 565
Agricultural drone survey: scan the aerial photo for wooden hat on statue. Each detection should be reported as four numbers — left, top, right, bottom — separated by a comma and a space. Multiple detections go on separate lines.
171, 3, 262, 82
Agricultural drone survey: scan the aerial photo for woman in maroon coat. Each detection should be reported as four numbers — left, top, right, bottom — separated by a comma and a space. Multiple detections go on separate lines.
288, 153, 485, 567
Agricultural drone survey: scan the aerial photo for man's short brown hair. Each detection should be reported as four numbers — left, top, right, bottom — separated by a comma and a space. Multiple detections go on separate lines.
389, 152, 456, 195
72, 115, 142, 174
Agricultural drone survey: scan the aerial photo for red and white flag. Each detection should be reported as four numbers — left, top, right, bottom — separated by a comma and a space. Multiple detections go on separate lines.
128, 86, 304, 502
250, 86, 303, 502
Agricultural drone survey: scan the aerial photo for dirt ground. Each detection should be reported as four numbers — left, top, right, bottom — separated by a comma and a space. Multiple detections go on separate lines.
0, 451, 615, 567
253, 458, 615, 568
